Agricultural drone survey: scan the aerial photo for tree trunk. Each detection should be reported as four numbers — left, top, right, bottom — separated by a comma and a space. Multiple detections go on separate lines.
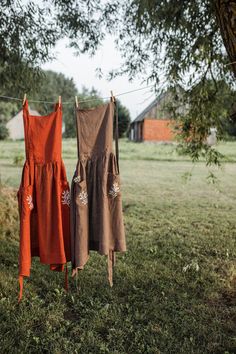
215, 0, 236, 78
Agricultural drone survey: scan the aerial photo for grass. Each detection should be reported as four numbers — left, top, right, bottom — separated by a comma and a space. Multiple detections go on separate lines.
0, 139, 236, 353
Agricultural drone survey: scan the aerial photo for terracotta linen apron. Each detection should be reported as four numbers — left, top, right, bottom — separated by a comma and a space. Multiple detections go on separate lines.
70, 101, 126, 285
17, 100, 71, 301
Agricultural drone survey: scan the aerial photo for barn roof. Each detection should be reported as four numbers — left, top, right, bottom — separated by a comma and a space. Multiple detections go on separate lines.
132, 92, 166, 124
6, 108, 40, 140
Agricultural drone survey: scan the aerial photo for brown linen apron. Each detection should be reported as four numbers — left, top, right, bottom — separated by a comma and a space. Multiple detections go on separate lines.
70, 101, 126, 285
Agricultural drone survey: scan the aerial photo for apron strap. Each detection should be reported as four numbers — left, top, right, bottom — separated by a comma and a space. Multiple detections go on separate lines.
75, 106, 80, 159
75, 271, 79, 291
72, 268, 77, 277
114, 101, 120, 174
18, 275, 24, 303
108, 250, 116, 287
64, 263, 69, 291
22, 99, 30, 161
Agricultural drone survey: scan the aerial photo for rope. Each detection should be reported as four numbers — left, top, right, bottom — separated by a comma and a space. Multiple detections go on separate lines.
0, 84, 155, 105
0, 95, 22, 101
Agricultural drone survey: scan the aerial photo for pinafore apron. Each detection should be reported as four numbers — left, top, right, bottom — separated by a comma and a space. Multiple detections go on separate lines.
70, 101, 126, 285
17, 100, 71, 301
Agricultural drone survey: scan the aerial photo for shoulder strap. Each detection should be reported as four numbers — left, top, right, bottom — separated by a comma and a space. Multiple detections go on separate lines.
22, 99, 29, 113
22, 99, 30, 161
75, 106, 80, 158
114, 101, 120, 174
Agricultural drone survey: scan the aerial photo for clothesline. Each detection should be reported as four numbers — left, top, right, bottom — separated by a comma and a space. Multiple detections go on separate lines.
0, 84, 155, 105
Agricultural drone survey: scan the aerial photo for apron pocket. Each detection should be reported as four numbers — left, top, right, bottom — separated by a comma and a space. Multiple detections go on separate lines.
61, 180, 70, 207
107, 173, 121, 199
75, 179, 88, 206
19, 185, 34, 220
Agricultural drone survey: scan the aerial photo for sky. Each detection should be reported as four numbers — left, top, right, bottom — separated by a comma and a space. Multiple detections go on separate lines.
42, 37, 156, 120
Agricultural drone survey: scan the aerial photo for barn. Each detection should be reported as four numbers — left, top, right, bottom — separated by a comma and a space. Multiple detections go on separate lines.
6, 108, 40, 140
129, 93, 175, 142
6, 108, 66, 140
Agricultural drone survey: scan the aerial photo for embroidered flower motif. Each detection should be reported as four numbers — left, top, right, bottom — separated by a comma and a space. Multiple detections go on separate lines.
79, 190, 88, 205
73, 175, 81, 183
109, 182, 120, 198
26, 195, 33, 210
62, 190, 70, 206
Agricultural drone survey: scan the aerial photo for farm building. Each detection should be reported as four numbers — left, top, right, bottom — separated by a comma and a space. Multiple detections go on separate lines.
130, 93, 176, 142
6, 108, 40, 140
6, 108, 66, 140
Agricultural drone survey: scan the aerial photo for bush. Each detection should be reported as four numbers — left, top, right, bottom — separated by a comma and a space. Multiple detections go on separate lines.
116, 100, 131, 137
13, 154, 24, 166
0, 123, 9, 140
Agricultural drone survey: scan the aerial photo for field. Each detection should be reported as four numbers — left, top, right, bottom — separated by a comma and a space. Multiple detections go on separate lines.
1, 139, 236, 354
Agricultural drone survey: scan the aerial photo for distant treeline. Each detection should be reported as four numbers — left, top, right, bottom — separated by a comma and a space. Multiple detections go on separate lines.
0, 70, 131, 140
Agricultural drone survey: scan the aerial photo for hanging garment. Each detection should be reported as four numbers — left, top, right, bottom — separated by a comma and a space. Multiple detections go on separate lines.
17, 100, 71, 301
70, 101, 126, 285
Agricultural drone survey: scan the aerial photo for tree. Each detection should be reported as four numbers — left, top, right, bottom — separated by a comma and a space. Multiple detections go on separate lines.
116, 100, 131, 137
0, 64, 131, 138
45, 0, 236, 163
216, 1, 236, 79
171, 80, 236, 160
0, 1, 58, 95
0, 123, 9, 140
0, 0, 102, 94
0, 101, 18, 140
25, 71, 105, 138
2, 1, 236, 163
30, 70, 78, 137
64, 86, 103, 138
97, 0, 236, 165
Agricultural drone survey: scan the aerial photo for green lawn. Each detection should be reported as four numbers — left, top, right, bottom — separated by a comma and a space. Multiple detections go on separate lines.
0, 139, 236, 353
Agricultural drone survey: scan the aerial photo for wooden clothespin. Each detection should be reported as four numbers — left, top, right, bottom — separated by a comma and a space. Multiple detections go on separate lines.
75, 96, 79, 108
110, 91, 116, 103
58, 95, 61, 107
23, 93, 27, 105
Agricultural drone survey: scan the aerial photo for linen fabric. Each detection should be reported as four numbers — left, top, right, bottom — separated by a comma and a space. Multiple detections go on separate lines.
70, 101, 126, 284
17, 100, 71, 301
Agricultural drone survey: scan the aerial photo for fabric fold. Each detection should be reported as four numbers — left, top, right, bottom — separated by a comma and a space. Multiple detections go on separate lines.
17, 99, 71, 301
70, 101, 126, 285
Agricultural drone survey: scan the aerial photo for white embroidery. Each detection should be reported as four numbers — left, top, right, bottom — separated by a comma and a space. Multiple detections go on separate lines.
26, 195, 33, 210
73, 175, 81, 183
79, 190, 88, 205
109, 182, 120, 198
62, 190, 70, 206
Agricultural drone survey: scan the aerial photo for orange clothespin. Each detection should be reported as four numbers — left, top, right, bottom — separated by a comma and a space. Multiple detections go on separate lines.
75, 96, 79, 108
58, 95, 61, 107
23, 93, 27, 105
110, 91, 116, 103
